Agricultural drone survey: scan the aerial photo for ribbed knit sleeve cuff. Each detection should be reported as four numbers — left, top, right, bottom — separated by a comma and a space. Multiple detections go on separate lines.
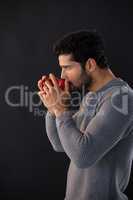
56, 110, 74, 129
46, 111, 56, 119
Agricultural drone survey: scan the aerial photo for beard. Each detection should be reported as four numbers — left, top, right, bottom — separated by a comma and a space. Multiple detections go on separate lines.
69, 68, 93, 111
80, 69, 93, 92
72, 67, 93, 95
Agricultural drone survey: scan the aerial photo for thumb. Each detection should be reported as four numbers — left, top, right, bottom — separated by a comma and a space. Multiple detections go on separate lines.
37, 91, 45, 101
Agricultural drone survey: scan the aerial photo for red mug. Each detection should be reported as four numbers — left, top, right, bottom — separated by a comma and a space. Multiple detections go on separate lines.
40, 75, 73, 92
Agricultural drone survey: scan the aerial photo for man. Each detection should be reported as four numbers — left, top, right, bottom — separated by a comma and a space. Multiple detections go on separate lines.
38, 30, 133, 200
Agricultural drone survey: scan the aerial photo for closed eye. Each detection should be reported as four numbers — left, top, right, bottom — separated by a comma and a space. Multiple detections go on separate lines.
60, 65, 72, 68
62, 66, 72, 69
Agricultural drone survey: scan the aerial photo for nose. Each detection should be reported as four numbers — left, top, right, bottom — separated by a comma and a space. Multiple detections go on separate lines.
61, 69, 67, 79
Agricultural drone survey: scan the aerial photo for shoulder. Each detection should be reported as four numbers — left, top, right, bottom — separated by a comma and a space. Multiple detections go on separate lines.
97, 85, 133, 118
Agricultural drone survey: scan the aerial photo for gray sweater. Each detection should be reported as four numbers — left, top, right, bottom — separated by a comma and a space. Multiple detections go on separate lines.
45, 78, 133, 200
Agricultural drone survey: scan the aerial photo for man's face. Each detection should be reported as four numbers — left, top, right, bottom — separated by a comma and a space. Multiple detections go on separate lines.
58, 54, 92, 92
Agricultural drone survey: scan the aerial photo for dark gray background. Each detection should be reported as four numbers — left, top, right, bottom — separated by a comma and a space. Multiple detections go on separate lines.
0, 0, 133, 199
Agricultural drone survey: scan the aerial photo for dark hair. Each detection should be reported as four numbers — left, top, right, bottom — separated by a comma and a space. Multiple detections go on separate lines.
53, 29, 109, 69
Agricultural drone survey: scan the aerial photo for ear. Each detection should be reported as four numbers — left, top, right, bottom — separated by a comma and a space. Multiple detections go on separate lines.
85, 58, 97, 72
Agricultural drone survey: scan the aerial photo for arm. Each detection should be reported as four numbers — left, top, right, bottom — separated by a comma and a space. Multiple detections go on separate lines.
45, 111, 65, 152
55, 90, 133, 168
38, 75, 65, 152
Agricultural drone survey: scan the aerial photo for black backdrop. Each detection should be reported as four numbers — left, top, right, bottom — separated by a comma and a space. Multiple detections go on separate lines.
0, 0, 133, 199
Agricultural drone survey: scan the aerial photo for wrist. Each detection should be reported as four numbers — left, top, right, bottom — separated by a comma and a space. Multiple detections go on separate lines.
48, 109, 55, 117
54, 108, 68, 117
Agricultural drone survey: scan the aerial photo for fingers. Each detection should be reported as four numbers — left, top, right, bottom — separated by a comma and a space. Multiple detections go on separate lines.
37, 91, 45, 101
38, 74, 58, 93
38, 75, 49, 91
42, 75, 47, 80
38, 79, 43, 91
49, 73, 59, 90
38, 90, 46, 96
45, 79, 53, 90
43, 84, 49, 94
38, 75, 47, 91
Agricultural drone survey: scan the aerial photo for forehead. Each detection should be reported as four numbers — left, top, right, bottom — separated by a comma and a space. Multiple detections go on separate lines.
58, 54, 75, 65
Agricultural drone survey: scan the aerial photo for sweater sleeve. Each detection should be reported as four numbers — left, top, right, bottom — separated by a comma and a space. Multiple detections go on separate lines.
55, 90, 133, 168
45, 111, 65, 152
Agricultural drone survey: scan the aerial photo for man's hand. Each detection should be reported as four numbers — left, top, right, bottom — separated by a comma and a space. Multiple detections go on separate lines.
37, 75, 55, 116
37, 73, 71, 117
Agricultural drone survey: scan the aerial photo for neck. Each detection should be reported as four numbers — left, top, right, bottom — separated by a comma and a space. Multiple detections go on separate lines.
87, 68, 118, 92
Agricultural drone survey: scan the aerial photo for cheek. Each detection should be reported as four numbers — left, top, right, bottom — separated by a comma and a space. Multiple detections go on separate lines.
66, 70, 83, 88
67, 71, 80, 80
67, 69, 81, 80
